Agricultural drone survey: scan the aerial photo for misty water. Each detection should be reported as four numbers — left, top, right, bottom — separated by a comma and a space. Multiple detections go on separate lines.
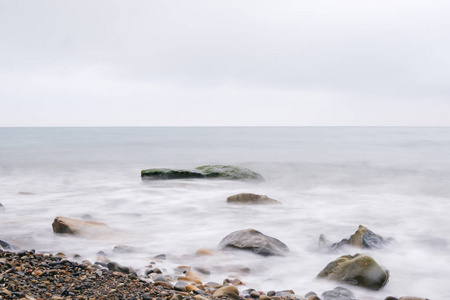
1, 127, 449, 299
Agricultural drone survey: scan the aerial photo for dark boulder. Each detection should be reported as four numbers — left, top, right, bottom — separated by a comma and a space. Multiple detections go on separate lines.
317, 253, 389, 291
227, 193, 281, 205
218, 228, 289, 256
141, 165, 264, 181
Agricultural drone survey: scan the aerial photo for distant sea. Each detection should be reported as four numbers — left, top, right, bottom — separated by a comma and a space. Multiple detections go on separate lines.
1, 127, 449, 298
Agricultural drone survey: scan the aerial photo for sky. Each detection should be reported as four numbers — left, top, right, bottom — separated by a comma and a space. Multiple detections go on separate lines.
1, 0, 450, 126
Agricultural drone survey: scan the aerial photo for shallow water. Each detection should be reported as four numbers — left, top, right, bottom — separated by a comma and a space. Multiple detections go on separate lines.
1, 127, 449, 298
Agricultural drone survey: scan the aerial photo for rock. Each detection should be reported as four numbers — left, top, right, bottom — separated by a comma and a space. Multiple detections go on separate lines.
174, 281, 188, 292
0, 239, 19, 251
226, 193, 281, 205
0, 203, 4, 212
218, 228, 289, 256
398, 297, 430, 300
195, 248, 214, 256
212, 286, 239, 299
325, 225, 389, 251
52, 216, 114, 238
384, 297, 398, 300
113, 245, 140, 254
141, 165, 264, 181
321, 287, 356, 300
317, 254, 389, 291
106, 262, 135, 275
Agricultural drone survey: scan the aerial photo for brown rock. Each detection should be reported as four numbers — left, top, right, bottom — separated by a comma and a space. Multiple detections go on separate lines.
227, 193, 281, 205
317, 253, 389, 291
195, 248, 214, 256
213, 286, 239, 299
398, 297, 429, 300
52, 216, 114, 238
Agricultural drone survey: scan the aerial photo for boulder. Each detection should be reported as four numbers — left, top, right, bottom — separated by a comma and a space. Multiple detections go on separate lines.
398, 297, 430, 300
218, 228, 289, 256
141, 165, 264, 181
52, 216, 114, 238
321, 287, 356, 300
320, 225, 389, 251
227, 193, 281, 205
317, 253, 389, 291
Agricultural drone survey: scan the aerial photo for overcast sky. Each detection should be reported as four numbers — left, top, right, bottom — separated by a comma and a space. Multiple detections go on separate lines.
1, 0, 449, 126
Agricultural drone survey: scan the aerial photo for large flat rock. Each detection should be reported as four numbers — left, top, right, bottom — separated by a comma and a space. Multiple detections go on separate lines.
52, 216, 115, 239
218, 228, 289, 256
141, 165, 264, 181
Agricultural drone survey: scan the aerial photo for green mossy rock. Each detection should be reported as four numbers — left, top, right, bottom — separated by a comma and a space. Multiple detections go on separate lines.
317, 253, 389, 291
141, 165, 264, 181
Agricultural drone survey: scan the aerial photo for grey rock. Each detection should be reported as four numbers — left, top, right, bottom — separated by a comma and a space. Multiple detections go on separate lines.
321, 287, 356, 300
227, 193, 281, 205
324, 225, 389, 251
174, 281, 188, 292
112, 245, 140, 254
141, 165, 264, 181
0, 239, 19, 251
218, 228, 289, 256
0, 203, 4, 212
107, 261, 135, 275
317, 254, 389, 291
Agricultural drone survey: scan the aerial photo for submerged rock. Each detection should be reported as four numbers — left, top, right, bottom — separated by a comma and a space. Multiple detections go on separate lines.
320, 225, 389, 251
0, 203, 4, 212
52, 216, 114, 238
227, 193, 281, 205
218, 228, 289, 256
141, 165, 264, 181
0, 239, 20, 251
321, 287, 356, 300
317, 253, 389, 291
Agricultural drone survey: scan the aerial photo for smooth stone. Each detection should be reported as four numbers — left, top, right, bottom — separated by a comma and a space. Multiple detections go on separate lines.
384, 297, 398, 300
218, 228, 289, 256
227, 193, 281, 205
212, 286, 239, 299
317, 254, 389, 291
260, 295, 271, 300
205, 282, 222, 288
305, 291, 318, 298
174, 281, 188, 292
141, 165, 264, 181
52, 216, 114, 238
275, 290, 295, 297
308, 296, 321, 300
153, 281, 174, 289
194, 267, 211, 276
154, 274, 168, 282
250, 290, 261, 298
267, 291, 276, 297
194, 296, 209, 300
185, 284, 200, 292
321, 287, 356, 300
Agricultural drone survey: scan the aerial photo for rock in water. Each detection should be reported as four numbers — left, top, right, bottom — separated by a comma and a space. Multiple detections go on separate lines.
317, 253, 389, 291
218, 228, 289, 256
141, 165, 264, 181
52, 216, 114, 239
196, 165, 264, 181
227, 193, 281, 205
0, 239, 20, 251
321, 225, 389, 251
212, 286, 240, 299
321, 287, 356, 300
0, 203, 4, 212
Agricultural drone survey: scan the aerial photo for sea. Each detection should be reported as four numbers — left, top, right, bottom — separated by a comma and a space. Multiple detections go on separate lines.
0, 127, 449, 299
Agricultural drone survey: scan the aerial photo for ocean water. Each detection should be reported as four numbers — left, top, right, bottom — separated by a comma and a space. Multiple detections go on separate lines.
1, 127, 449, 299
